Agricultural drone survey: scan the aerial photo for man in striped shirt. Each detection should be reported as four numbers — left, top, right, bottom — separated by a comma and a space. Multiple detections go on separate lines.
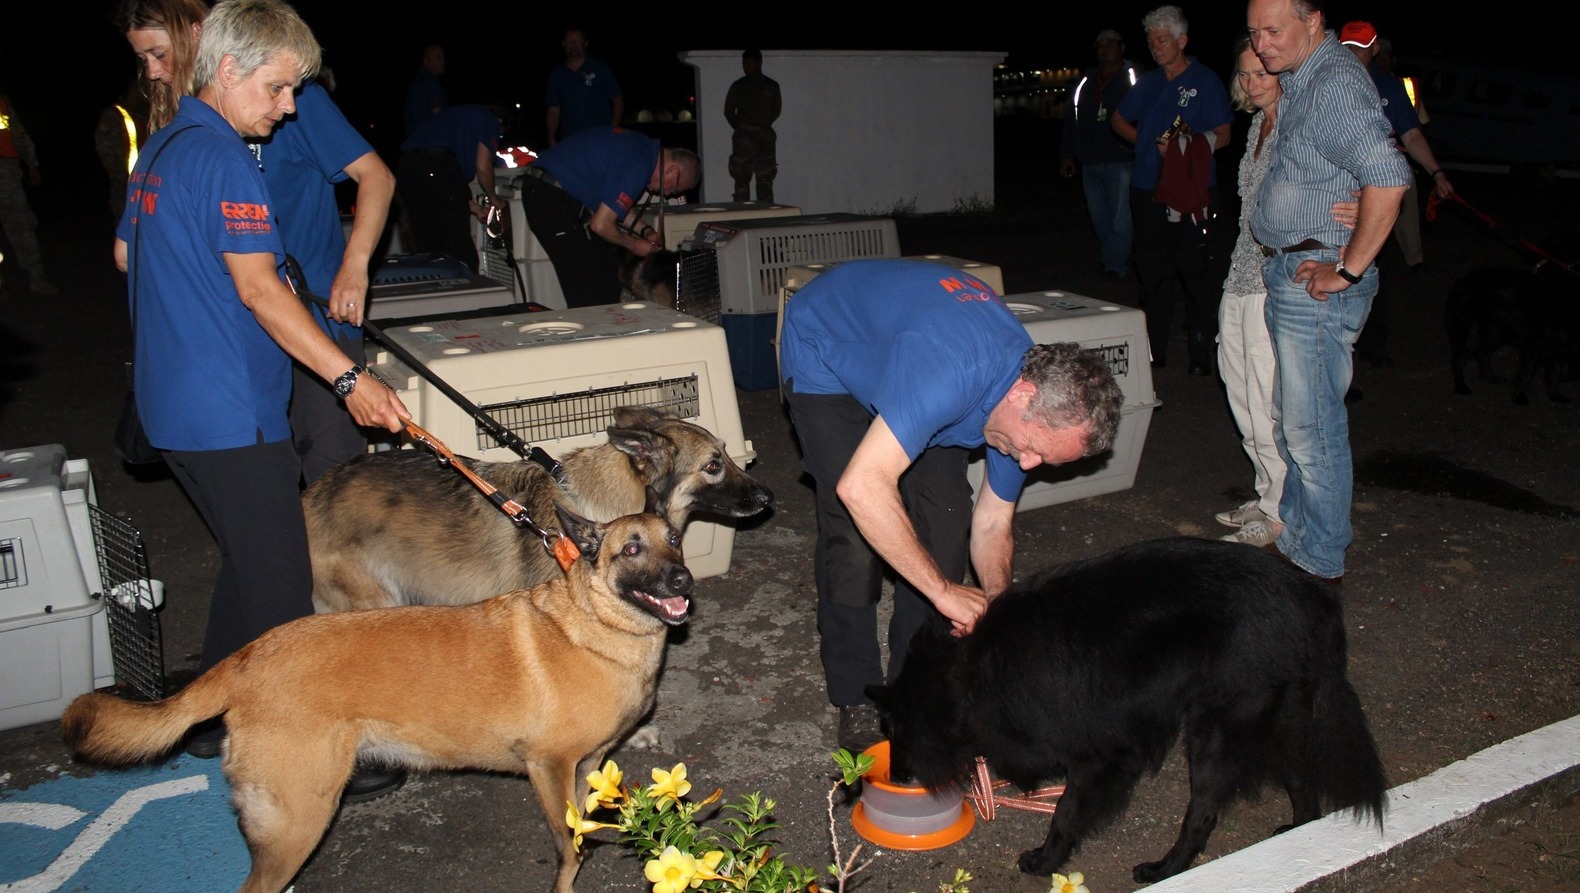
1245, 0, 1410, 584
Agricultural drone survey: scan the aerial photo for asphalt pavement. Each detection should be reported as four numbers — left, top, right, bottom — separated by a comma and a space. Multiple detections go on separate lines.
2, 116, 1578, 892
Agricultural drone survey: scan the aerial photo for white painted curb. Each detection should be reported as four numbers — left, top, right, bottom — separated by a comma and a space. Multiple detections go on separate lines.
1146, 712, 1580, 891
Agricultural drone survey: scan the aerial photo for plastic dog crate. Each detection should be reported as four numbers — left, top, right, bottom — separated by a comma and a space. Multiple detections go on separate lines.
472, 167, 571, 309
365, 302, 755, 579
0, 445, 165, 731
681, 214, 901, 390
369, 253, 519, 321
685, 213, 901, 316
965, 291, 1160, 511
641, 202, 802, 252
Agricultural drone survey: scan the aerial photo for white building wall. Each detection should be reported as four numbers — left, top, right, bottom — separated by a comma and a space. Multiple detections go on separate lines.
678, 49, 1004, 215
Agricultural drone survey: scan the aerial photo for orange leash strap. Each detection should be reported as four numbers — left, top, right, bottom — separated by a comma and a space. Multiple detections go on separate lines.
402, 421, 580, 568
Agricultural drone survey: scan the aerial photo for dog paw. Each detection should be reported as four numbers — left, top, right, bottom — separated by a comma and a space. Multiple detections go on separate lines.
623, 723, 666, 751
1017, 848, 1061, 876
1132, 860, 1170, 884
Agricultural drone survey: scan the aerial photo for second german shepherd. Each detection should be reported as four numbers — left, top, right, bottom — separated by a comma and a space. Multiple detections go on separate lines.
618, 248, 681, 306
63, 505, 691, 893
306, 405, 772, 613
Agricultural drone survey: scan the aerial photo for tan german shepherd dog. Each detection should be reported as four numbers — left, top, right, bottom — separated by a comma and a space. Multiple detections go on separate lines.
62, 504, 691, 893
305, 405, 772, 613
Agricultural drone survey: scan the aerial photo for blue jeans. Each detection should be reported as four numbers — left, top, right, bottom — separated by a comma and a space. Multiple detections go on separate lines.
1082, 162, 1133, 276
1262, 250, 1375, 579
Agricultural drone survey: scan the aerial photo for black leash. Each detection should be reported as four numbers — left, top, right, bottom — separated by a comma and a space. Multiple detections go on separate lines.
281, 255, 566, 483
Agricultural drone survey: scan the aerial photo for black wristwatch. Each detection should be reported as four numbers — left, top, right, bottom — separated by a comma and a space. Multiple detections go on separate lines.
1334, 262, 1363, 285
332, 364, 366, 398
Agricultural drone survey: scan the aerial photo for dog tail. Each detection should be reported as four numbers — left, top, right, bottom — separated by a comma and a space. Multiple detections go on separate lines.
1312, 673, 1389, 827
62, 660, 236, 764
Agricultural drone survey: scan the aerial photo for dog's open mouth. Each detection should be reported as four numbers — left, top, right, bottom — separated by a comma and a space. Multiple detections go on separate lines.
629, 589, 691, 626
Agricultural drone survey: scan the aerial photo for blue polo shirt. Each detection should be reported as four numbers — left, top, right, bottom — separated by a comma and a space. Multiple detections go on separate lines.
118, 97, 291, 452
546, 56, 622, 139
1116, 57, 1233, 191
404, 66, 447, 136
533, 125, 656, 216
401, 104, 500, 181
779, 259, 1033, 501
1367, 62, 1421, 139
255, 80, 373, 338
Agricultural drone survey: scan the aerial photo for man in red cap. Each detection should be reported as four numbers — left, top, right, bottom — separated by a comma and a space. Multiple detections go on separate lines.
1341, 20, 1454, 367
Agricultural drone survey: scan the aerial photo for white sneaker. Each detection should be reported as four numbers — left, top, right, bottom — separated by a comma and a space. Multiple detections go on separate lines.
1221, 519, 1280, 547
1214, 500, 1267, 528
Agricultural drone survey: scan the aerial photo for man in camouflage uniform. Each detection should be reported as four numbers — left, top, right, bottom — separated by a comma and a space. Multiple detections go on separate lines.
0, 91, 55, 294
724, 49, 781, 203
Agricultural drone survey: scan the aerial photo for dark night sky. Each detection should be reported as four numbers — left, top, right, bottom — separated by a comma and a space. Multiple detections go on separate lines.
2, 1, 1554, 181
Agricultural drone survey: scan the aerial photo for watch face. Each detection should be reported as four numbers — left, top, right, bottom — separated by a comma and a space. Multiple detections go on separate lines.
335, 366, 363, 397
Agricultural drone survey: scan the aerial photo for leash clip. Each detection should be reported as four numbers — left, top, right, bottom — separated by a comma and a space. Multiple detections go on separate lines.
547, 530, 581, 571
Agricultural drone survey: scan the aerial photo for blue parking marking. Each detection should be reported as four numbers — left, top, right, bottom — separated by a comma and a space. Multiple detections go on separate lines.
1, 757, 247, 892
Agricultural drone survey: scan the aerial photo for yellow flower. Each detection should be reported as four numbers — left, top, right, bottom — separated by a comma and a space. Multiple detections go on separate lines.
649, 763, 692, 801
564, 802, 620, 851
584, 760, 625, 812
644, 845, 702, 893
696, 850, 727, 881
1049, 872, 1089, 893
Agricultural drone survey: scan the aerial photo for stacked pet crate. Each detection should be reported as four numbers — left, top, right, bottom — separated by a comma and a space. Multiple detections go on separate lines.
368, 253, 519, 321
472, 167, 569, 310
0, 445, 165, 731
640, 201, 801, 252
681, 214, 901, 390
364, 302, 754, 579
969, 290, 1160, 510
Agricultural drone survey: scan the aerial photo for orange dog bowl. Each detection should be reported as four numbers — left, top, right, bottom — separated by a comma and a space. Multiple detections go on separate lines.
850, 740, 975, 850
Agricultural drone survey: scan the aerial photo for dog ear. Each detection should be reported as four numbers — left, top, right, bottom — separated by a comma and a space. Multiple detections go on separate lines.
612, 405, 667, 428
606, 426, 678, 477
644, 485, 661, 516
554, 504, 604, 558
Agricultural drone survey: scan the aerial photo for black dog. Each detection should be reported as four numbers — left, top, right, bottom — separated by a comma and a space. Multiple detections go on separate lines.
1446, 261, 1580, 405
868, 537, 1387, 884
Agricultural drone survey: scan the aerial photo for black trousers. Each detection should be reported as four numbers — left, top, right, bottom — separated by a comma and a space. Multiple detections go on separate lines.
163, 439, 314, 672
396, 150, 478, 273
289, 324, 367, 486
782, 386, 971, 707
518, 176, 624, 308
1131, 186, 1223, 366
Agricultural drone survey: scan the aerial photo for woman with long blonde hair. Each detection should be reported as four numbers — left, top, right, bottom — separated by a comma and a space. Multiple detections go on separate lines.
115, 0, 209, 130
